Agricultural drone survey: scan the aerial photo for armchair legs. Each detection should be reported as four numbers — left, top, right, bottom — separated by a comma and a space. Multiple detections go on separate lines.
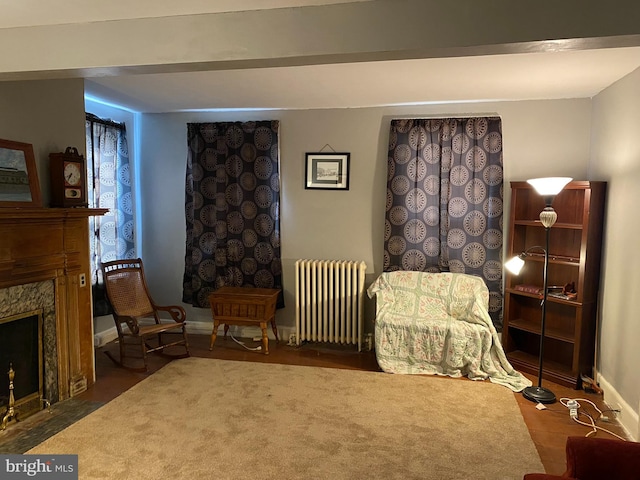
105, 325, 190, 372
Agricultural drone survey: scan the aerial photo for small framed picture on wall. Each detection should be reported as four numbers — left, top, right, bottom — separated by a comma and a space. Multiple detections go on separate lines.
305, 152, 350, 190
0, 138, 42, 208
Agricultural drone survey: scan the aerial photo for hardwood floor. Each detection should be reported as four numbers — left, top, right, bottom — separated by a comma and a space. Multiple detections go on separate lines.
5, 334, 631, 475
513, 371, 630, 475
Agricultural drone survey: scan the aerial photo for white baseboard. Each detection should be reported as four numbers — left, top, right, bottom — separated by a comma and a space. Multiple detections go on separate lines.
598, 374, 639, 442
94, 326, 118, 347
185, 321, 213, 335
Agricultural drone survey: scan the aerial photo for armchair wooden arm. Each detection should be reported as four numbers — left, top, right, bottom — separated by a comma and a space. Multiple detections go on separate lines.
153, 304, 187, 323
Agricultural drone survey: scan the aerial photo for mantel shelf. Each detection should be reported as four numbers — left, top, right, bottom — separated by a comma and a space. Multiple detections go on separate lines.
0, 207, 108, 220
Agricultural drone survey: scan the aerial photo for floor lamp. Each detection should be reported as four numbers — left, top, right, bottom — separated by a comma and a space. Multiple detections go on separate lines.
505, 177, 572, 404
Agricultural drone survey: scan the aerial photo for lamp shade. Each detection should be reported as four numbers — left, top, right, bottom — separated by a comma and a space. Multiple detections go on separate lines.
526, 177, 572, 196
504, 254, 526, 275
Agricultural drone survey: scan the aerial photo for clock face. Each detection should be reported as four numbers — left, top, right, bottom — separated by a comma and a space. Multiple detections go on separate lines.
63, 162, 82, 186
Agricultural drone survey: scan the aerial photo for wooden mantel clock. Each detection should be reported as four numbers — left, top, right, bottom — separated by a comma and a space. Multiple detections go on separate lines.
49, 146, 88, 208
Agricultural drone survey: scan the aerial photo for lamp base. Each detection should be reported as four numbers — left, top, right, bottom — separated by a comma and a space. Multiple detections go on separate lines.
522, 385, 556, 404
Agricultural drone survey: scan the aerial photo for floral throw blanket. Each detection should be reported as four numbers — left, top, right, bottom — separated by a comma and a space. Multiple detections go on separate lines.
367, 271, 531, 392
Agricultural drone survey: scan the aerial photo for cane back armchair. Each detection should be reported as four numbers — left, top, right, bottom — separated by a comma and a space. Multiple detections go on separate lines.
102, 258, 190, 371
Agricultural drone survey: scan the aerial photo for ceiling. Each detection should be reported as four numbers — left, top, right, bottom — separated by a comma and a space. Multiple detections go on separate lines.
84, 48, 640, 113
5, 0, 640, 112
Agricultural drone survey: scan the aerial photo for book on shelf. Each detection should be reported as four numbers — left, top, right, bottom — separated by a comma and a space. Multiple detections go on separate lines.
514, 284, 542, 295
548, 292, 572, 300
548, 291, 578, 301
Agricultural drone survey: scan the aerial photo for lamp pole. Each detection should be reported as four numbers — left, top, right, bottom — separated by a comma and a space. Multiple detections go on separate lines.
521, 226, 556, 404
522, 202, 560, 404
506, 177, 572, 404
538, 225, 550, 389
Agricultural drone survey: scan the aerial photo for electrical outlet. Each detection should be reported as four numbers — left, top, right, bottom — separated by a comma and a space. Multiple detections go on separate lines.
363, 333, 373, 351
79, 273, 86, 287
608, 402, 622, 418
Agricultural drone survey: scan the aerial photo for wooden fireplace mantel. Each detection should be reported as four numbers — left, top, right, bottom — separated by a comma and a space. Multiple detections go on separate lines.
0, 207, 108, 400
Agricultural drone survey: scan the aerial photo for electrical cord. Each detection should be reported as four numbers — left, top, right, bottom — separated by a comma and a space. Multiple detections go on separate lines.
559, 397, 608, 420
559, 397, 627, 441
572, 412, 626, 440
229, 333, 262, 352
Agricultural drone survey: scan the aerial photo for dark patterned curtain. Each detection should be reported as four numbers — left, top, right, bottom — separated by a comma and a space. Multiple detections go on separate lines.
85, 113, 135, 316
183, 121, 283, 308
385, 118, 504, 328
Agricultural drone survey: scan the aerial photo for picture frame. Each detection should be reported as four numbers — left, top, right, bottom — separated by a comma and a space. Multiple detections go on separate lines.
0, 138, 42, 207
305, 152, 350, 190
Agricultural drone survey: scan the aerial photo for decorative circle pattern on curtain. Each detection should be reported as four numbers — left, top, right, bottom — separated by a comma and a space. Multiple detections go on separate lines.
86, 115, 135, 316
183, 121, 283, 308
86, 118, 136, 268
385, 118, 504, 328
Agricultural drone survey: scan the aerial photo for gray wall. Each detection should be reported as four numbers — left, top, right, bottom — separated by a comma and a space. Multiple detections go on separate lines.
590, 67, 640, 440
0, 79, 86, 203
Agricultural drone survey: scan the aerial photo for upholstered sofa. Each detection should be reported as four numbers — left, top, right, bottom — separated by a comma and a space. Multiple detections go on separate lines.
367, 271, 530, 392
523, 436, 640, 479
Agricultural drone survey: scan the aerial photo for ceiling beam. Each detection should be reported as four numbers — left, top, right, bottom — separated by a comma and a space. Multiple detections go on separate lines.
2, 0, 640, 81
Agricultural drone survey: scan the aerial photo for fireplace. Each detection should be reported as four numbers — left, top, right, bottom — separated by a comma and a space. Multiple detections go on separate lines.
0, 282, 56, 419
0, 309, 43, 420
0, 207, 107, 424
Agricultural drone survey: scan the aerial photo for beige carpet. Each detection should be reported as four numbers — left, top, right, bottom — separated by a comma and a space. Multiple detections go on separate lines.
29, 357, 543, 479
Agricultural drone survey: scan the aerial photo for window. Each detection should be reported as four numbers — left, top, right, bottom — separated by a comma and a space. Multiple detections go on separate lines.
385, 117, 504, 327
85, 113, 135, 315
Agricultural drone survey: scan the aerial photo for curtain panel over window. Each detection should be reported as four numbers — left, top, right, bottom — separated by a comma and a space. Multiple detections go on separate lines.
85, 113, 135, 316
385, 117, 504, 328
183, 121, 283, 308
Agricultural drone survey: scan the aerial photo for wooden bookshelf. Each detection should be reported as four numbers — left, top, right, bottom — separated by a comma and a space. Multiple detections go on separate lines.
503, 181, 606, 389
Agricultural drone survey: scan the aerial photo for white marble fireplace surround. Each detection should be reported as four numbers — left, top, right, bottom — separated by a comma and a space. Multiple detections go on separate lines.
0, 281, 58, 404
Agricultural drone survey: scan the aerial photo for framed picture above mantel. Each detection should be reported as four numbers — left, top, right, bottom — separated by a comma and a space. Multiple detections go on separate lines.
0, 138, 42, 208
305, 152, 350, 190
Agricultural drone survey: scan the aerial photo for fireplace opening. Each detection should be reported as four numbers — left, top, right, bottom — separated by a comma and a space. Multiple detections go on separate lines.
0, 309, 44, 422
